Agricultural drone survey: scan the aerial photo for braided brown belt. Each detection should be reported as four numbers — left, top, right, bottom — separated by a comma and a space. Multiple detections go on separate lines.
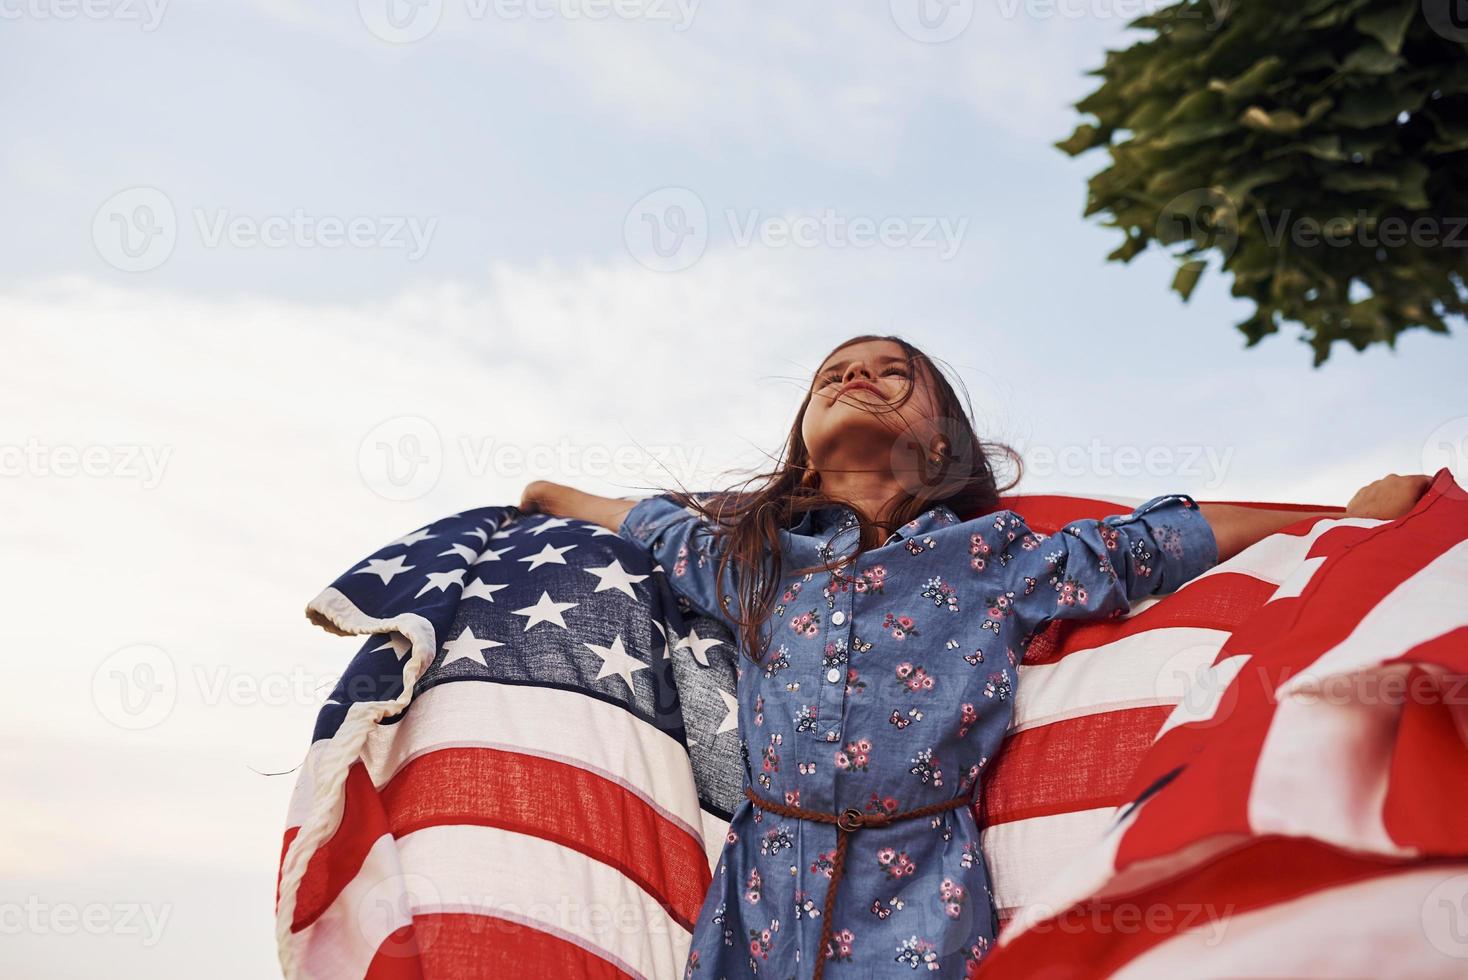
742, 785, 972, 980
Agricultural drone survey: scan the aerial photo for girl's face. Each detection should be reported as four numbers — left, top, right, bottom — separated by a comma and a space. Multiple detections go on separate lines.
801, 339, 944, 477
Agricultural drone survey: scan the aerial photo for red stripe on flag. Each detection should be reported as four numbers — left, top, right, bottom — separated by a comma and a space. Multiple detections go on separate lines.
288, 761, 391, 932
979, 706, 1174, 826
285, 746, 712, 934
381, 746, 712, 931
1385, 650, 1468, 854
1022, 572, 1273, 666
977, 836, 1439, 979
989, 495, 1342, 534
366, 913, 635, 980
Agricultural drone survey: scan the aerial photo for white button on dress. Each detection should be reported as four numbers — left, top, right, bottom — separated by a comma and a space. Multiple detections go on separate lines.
831, 610, 846, 625
825, 666, 841, 683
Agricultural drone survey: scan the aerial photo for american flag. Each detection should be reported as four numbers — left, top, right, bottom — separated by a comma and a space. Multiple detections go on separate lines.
275, 504, 744, 979
277, 470, 1468, 978
977, 467, 1468, 977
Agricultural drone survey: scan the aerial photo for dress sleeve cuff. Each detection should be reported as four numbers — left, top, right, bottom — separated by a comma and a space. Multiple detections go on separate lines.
1110, 493, 1219, 593
618, 494, 689, 546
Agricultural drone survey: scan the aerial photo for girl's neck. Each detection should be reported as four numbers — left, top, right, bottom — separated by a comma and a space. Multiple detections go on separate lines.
814, 471, 904, 530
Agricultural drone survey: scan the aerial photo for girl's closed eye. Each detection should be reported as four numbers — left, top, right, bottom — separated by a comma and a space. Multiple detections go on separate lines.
819, 367, 908, 388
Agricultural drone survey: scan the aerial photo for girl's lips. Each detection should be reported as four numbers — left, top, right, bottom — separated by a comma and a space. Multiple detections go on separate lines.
838, 381, 881, 398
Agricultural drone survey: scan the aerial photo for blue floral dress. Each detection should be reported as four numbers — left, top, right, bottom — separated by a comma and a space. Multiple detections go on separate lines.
619, 492, 1218, 978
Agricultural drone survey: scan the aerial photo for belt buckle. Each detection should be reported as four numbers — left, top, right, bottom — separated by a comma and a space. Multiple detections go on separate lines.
836, 807, 864, 832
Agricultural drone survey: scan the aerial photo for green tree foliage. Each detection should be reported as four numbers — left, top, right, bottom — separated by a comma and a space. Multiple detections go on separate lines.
1058, 0, 1468, 364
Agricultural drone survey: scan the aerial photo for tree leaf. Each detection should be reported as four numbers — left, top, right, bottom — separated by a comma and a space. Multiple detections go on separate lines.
1207, 56, 1284, 100
1056, 123, 1104, 156
1354, 2, 1416, 55
1340, 43, 1405, 75
1240, 105, 1307, 134
1172, 259, 1207, 301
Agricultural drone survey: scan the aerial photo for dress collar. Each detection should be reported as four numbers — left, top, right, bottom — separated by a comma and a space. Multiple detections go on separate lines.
788, 502, 960, 544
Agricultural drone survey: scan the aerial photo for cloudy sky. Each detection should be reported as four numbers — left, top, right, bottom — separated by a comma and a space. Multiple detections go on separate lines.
3, 1, 1464, 977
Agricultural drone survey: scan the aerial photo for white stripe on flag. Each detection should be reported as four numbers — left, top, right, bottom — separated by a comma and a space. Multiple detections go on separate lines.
396, 823, 692, 979
1012, 628, 1231, 734
284, 679, 709, 850
1110, 863, 1468, 979
294, 833, 403, 980
1151, 653, 1251, 741
1279, 538, 1468, 694
1188, 518, 1378, 588
982, 807, 1117, 917
290, 825, 694, 980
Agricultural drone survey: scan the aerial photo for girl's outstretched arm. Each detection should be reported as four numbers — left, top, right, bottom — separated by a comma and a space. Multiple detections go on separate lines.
520, 479, 638, 532
1198, 473, 1432, 562
520, 479, 746, 630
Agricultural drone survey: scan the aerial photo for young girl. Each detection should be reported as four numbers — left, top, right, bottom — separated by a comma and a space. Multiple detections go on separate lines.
520, 335, 1429, 979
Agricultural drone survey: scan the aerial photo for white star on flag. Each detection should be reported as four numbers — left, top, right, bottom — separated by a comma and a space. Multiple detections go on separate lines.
519, 542, 577, 570
462, 527, 489, 544
463, 579, 510, 603
584, 635, 647, 695
584, 559, 648, 599
676, 628, 726, 668
440, 627, 505, 667
652, 619, 678, 660
416, 568, 466, 598
370, 633, 412, 662
391, 528, 436, 548
715, 688, 739, 734
474, 545, 515, 565
527, 517, 573, 536
353, 554, 415, 585
437, 543, 478, 562
512, 591, 579, 630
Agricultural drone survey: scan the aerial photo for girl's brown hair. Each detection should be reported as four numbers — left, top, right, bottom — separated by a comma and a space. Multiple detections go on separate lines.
649, 334, 1021, 664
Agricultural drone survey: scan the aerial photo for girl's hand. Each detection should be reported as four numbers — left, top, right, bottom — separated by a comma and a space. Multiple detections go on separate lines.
519, 480, 565, 515
518, 480, 639, 532
1345, 473, 1433, 520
